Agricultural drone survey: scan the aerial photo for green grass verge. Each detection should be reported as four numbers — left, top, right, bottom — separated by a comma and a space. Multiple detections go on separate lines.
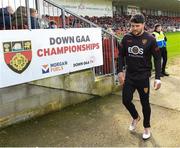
165, 32, 180, 60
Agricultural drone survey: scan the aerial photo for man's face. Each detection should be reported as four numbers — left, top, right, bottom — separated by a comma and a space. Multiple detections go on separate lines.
7, 6, 14, 15
130, 22, 145, 36
156, 26, 162, 32
32, 11, 38, 18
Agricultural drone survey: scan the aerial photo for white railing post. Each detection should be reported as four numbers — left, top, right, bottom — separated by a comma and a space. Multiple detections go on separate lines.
111, 35, 116, 84
25, 0, 31, 29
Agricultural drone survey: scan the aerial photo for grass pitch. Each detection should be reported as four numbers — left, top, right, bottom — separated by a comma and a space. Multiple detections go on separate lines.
165, 32, 180, 59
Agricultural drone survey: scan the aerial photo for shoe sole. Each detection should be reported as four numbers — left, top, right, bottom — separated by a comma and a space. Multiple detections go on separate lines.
142, 133, 151, 140
142, 136, 151, 140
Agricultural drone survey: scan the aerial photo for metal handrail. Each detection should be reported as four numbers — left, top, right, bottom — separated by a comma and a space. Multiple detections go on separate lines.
43, 0, 119, 38
43, 0, 98, 28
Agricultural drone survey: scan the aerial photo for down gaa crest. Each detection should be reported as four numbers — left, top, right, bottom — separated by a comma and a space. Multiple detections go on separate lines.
3, 40, 32, 74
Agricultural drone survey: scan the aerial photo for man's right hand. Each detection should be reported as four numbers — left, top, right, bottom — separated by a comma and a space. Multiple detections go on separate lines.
154, 79, 161, 90
118, 72, 125, 87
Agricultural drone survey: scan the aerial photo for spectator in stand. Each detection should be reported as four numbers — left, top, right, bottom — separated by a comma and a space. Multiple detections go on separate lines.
30, 8, 40, 29
39, 14, 50, 29
85, 14, 179, 35
11, 6, 28, 29
0, 6, 14, 30
48, 20, 57, 29
152, 23, 169, 76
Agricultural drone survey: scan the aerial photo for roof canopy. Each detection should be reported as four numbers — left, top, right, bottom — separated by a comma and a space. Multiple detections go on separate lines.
113, 0, 180, 12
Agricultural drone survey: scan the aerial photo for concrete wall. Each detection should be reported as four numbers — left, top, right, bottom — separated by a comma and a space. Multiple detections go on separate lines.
30, 69, 114, 96
0, 69, 117, 129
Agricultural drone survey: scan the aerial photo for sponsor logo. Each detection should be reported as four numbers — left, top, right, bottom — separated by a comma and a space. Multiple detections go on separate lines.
78, 4, 85, 10
142, 39, 147, 45
128, 45, 144, 58
73, 61, 89, 67
50, 61, 67, 72
89, 56, 96, 64
3, 40, 32, 74
144, 87, 149, 93
42, 61, 68, 74
73, 56, 96, 67
128, 46, 143, 55
42, 64, 50, 74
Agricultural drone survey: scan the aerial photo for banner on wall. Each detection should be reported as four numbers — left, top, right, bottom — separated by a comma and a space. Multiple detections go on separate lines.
0, 28, 103, 88
40, 0, 113, 17
127, 5, 140, 15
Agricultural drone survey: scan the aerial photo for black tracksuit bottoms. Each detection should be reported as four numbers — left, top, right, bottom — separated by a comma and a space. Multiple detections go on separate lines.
160, 47, 168, 73
122, 77, 151, 128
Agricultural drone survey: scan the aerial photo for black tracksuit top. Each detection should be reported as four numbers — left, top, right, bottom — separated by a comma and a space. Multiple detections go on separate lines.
118, 31, 161, 80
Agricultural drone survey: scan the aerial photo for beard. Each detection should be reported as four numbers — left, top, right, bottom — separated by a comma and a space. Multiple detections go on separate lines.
131, 29, 144, 36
